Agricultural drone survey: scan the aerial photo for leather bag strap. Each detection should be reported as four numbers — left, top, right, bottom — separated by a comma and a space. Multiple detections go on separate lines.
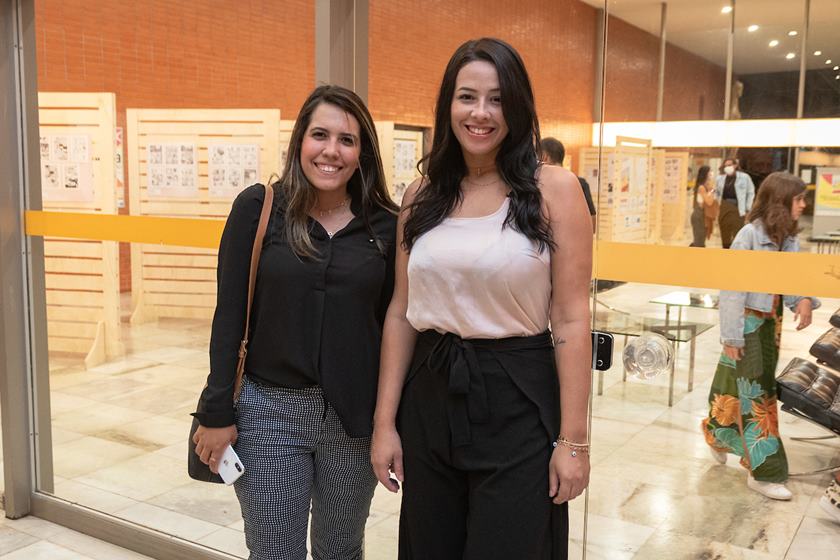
233, 184, 274, 402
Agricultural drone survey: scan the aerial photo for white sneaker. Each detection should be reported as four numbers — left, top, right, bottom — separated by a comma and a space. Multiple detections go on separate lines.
709, 447, 727, 465
819, 480, 840, 523
747, 475, 792, 500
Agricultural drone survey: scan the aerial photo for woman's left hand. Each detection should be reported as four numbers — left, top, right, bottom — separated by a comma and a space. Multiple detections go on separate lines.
794, 299, 813, 330
548, 445, 590, 504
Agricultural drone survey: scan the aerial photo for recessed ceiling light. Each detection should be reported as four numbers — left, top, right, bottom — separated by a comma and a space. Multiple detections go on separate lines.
768, 40, 779, 47
786, 52, 796, 59
747, 25, 759, 32
814, 50, 823, 56
721, 6, 733, 14
827, 59, 834, 65
834, 66, 839, 70
788, 30, 798, 36
836, 75, 839, 80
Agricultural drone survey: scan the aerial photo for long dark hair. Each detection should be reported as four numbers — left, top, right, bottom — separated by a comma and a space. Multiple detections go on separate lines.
694, 165, 711, 204
402, 37, 553, 252
747, 171, 805, 246
280, 85, 397, 258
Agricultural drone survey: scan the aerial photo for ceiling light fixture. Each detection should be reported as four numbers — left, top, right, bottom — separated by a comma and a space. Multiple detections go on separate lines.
827, 59, 834, 65
786, 53, 796, 59
747, 24, 759, 32
788, 30, 798, 36
834, 66, 839, 70
768, 40, 779, 47
814, 50, 823, 56
721, 6, 733, 14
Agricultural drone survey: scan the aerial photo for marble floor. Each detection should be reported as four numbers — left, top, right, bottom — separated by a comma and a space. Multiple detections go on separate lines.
0, 515, 152, 559
18, 284, 836, 560
1, 217, 838, 558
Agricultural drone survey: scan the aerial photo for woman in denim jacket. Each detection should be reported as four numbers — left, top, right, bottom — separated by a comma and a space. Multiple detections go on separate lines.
702, 171, 819, 501
714, 158, 755, 248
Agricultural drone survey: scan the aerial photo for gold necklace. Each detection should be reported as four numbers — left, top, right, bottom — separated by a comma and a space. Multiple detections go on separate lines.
315, 196, 350, 217
463, 174, 500, 188
468, 164, 496, 177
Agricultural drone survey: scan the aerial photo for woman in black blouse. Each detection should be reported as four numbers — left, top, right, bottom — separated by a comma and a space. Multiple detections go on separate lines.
192, 85, 397, 560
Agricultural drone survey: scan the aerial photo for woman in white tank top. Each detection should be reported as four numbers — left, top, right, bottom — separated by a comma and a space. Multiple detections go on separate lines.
370, 38, 593, 560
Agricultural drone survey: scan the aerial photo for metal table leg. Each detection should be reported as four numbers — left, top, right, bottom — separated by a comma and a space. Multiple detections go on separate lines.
622, 334, 628, 382
688, 323, 697, 392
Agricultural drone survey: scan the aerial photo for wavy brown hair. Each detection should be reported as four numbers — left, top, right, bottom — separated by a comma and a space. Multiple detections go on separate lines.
279, 85, 397, 258
747, 171, 805, 246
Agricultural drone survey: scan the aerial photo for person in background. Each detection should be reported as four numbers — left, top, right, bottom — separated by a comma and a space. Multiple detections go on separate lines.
715, 157, 755, 248
540, 137, 596, 233
702, 172, 819, 501
192, 85, 397, 560
689, 165, 717, 247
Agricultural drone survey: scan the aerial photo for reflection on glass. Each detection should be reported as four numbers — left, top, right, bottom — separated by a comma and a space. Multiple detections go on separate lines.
803, 0, 840, 118
589, 281, 840, 557
733, 0, 804, 119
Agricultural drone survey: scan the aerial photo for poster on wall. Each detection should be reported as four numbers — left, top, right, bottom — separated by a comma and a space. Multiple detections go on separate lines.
815, 167, 840, 216
391, 138, 420, 203
146, 142, 198, 197
662, 157, 682, 203
208, 143, 260, 198
40, 134, 95, 202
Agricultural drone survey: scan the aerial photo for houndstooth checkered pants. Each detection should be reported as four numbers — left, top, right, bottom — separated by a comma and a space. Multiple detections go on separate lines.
233, 376, 377, 560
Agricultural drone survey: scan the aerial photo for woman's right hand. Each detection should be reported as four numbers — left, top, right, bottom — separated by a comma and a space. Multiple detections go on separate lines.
371, 424, 404, 493
723, 344, 744, 361
193, 424, 238, 474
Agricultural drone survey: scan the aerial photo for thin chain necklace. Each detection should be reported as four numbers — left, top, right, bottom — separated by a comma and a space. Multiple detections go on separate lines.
463, 174, 500, 188
315, 196, 350, 217
468, 164, 496, 177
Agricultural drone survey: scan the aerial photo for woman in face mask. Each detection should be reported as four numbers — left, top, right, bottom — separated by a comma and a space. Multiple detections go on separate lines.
714, 158, 756, 248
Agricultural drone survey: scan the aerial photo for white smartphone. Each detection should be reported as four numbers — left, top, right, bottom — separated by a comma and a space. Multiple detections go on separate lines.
217, 444, 245, 485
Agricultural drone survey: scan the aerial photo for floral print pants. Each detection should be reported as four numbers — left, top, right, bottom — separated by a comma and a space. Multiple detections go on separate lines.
702, 310, 788, 482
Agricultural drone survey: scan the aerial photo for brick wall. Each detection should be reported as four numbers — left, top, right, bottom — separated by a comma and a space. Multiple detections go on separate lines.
34, 0, 315, 293
368, 0, 599, 151
605, 15, 727, 122
33, 0, 726, 293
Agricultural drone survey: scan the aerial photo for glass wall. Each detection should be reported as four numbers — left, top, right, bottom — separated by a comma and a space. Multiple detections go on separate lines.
7, 0, 840, 559
590, 1, 839, 558
31, 0, 315, 557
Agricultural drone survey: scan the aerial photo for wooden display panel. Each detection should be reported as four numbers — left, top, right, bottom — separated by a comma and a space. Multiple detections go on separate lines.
580, 137, 653, 243
658, 151, 690, 243
127, 108, 281, 323
376, 122, 425, 203
39, 92, 123, 368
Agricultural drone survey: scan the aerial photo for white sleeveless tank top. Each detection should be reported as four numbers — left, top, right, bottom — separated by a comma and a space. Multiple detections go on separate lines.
406, 197, 551, 339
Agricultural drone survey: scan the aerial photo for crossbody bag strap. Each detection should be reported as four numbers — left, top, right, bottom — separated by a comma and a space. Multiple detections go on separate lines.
233, 184, 275, 402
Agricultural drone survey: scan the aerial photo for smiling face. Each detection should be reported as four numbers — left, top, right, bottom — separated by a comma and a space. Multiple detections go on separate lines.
450, 60, 509, 163
791, 192, 806, 220
299, 102, 361, 194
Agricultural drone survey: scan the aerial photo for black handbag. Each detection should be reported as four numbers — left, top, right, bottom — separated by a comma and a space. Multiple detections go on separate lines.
187, 183, 274, 482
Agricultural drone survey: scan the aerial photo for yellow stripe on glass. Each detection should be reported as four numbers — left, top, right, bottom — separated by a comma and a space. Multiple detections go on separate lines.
25, 210, 840, 297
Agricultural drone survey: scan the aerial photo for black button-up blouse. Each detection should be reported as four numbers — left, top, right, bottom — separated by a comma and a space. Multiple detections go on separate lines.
194, 183, 397, 437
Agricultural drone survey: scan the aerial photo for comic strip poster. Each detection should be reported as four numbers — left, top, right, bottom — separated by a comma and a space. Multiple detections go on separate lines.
40, 135, 95, 202
146, 142, 198, 197
208, 143, 259, 198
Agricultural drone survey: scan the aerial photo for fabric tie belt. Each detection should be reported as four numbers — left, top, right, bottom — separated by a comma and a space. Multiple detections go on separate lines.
416, 330, 554, 447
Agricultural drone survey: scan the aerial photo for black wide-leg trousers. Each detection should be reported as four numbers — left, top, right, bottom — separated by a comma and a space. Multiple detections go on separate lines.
397, 330, 568, 560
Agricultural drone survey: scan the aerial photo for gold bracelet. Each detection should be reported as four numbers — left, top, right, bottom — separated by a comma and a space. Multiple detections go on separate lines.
552, 436, 590, 457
